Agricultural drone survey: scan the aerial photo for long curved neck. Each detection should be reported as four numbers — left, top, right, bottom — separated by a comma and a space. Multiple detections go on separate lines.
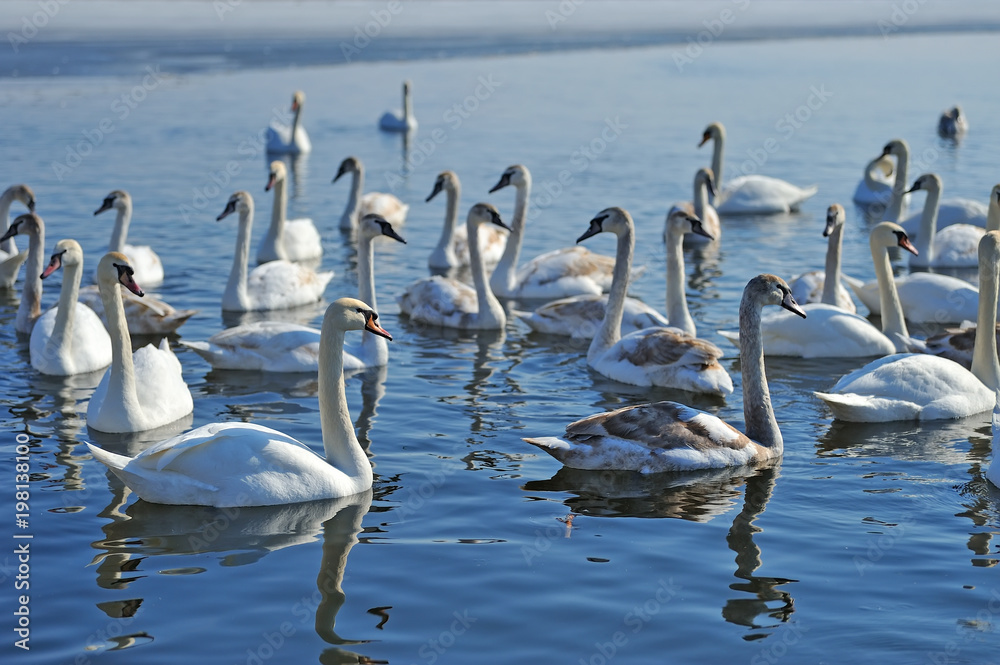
0, 190, 16, 254
49, 260, 82, 355
341, 168, 363, 229
987, 194, 1000, 233
469, 220, 504, 327
664, 224, 695, 335
886, 147, 910, 222
971, 246, 1000, 390
108, 202, 131, 253
431, 184, 461, 264
491, 181, 529, 295
403, 87, 413, 124
225, 207, 253, 310
588, 226, 633, 361
291, 104, 302, 143
693, 178, 710, 219
871, 239, 910, 349
99, 278, 142, 419
264, 176, 288, 259
913, 185, 941, 261
710, 134, 725, 198
357, 233, 387, 364
739, 296, 781, 450
821, 224, 844, 305
16, 222, 43, 334
318, 320, 373, 487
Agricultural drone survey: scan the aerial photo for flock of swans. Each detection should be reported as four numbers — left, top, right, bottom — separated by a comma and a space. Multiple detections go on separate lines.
5, 87, 999, 507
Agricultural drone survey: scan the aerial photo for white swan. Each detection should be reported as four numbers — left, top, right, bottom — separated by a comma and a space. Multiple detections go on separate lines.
1, 213, 44, 334
332, 156, 408, 230
0, 184, 34, 288
518, 207, 709, 340
427, 170, 507, 270
879, 139, 987, 229
938, 105, 968, 138
378, 80, 417, 133
87, 297, 390, 506
217, 191, 333, 312
266, 90, 311, 155
668, 167, 720, 245
523, 274, 805, 472
581, 207, 733, 395
77, 285, 197, 335
258, 160, 322, 264
787, 204, 857, 312
906, 173, 984, 268
185, 214, 405, 371
814, 229, 1000, 422
699, 122, 818, 214
398, 203, 510, 330
721, 221, 919, 358
94, 190, 164, 287
852, 154, 896, 207
86, 252, 193, 433
29, 239, 111, 376
488, 164, 635, 300
843, 265, 978, 325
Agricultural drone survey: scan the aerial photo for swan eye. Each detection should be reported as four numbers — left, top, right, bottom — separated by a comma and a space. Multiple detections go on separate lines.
113, 262, 135, 277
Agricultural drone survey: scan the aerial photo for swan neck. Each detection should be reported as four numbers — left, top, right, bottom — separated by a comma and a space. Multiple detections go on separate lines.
914, 185, 941, 260
100, 276, 141, 417
432, 183, 461, 262
469, 219, 504, 327
821, 223, 844, 305
693, 179, 709, 219
341, 168, 362, 229
225, 206, 253, 310
318, 323, 372, 485
739, 295, 781, 450
711, 135, 725, 199
291, 103, 302, 142
403, 86, 413, 123
988, 196, 1000, 234
265, 175, 287, 257
491, 180, 529, 295
871, 236, 910, 348
664, 224, 695, 335
972, 248, 1000, 390
49, 260, 82, 354
0, 189, 16, 254
109, 202, 131, 253
16, 221, 43, 333
886, 146, 910, 222
588, 225, 633, 361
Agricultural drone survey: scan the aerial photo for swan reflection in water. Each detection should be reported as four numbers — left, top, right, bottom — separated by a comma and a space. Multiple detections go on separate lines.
523, 463, 797, 637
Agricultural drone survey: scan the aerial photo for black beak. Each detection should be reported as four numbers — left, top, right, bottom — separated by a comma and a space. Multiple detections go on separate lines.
1, 220, 23, 243
94, 197, 114, 216
217, 199, 238, 221
379, 221, 406, 244
780, 291, 806, 318
426, 179, 444, 203
488, 172, 512, 193
577, 216, 606, 243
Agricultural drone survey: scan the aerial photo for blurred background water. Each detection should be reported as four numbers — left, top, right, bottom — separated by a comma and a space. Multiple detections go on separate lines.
2, 4, 1000, 664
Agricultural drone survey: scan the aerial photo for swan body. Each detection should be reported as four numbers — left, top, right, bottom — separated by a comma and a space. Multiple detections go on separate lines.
938, 106, 968, 138
924, 322, 1000, 370
699, 122, 818, 214
488, 164, 636, 300
266, 90, 311, 155
398, 203, 510, 330
0, 184, 34, 288
427, 170, 506, 270
787, 203, 856, 312
258, 160, 322, 263
332, 156, 408, 230
182, 321, 322, 372
2, 213, 45, 334
852, 154, 895, 206
86, 252, 193, 433
669, 167, 719, 245
582, 208, 732, 395
844, 271, 978, 324
378, 80, 417, 132
87, 298, 390, 506
523, 274, 805, 472
77, 285, 197, 335
30, 239, 112, 376
906, 173, 984, 268
815, 229, 1000, 422
94, 190, 164, 287
217, 191, 333, 312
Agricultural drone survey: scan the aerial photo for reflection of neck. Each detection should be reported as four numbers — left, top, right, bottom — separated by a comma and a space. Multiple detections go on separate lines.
109, 201, 132, 253
314, 491, 372, 647
491, 178, 529, 296
588, 224, 633, 362
49, 259, 82, 357
821, 223, 843, 305
16, 220, 43, 334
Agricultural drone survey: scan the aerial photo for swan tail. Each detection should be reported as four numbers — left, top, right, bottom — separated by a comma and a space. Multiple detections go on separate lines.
0, 251, 28, 288
86, 442, 133, 472
716, 330, 740, 347
813, 391, 920, 422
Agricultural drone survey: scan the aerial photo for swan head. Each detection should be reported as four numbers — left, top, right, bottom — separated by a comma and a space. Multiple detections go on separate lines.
881, 138, 908, 158
5, 184, 35, 212
327, 297, 391, 340
991, 185, 1000, 208
699, 122, 725, 147
745, 274, 806, 318
823, 204, 845, 237
217, 191, 253, 221
427, 170, 459, 202
871, 221, 918, 257
40, 239, 83, 280
359, 213, 406, 244
468, 202, 510, 231
94, 190, 130, 216
694, 167, 717, 198
265, 161, 287, 191
905, 173, 942, 195
0, 212, 41, 243
97, 251, 144, 297
291, 90, 305, 112
489, 165, 530, 193
666, 208, 714, 241
577, 207, 632, 243
332, 156, 361, 184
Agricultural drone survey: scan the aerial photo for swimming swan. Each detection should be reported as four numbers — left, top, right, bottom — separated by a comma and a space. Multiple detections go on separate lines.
94, 190, 164, 287
378, 80, 417, 133
669, 167, 720, 244
0, 184, 34, 288
852, 154, 896, 207
86, 297, 390, 506
332, 156, 408, 230
426, 170, 507, 270
906, 173, 984, 268
266, 90, 311, 155
787, 203, 857, 312
258, 160, 323, 263
2, 213, 45, 334
523, 274, 805, 472
938, 106, 968, 138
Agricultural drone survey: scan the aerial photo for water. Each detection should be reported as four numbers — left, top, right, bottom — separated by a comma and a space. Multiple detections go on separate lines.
3, 21, 1000, 665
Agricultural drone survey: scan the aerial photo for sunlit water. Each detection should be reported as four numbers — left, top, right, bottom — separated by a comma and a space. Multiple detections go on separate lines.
2, 27, 1000, 665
